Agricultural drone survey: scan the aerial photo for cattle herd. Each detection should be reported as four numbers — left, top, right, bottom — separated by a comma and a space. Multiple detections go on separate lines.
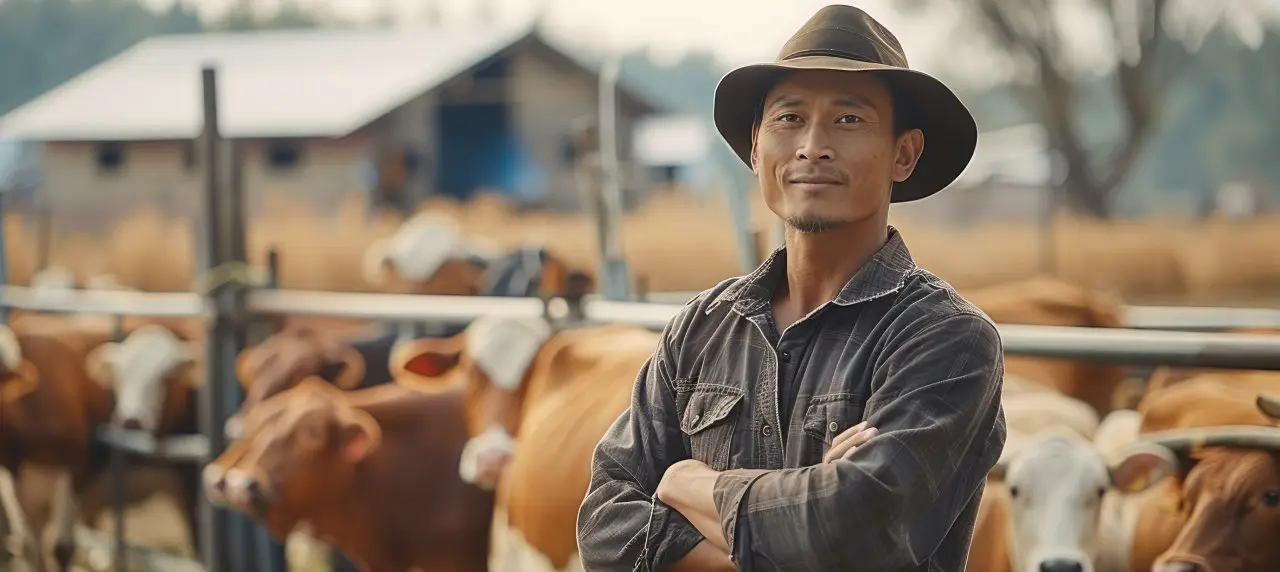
0, 211, 1277, 572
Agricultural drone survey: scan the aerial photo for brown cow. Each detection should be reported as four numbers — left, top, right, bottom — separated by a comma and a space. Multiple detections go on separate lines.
202, 379, 493, 572
0, 318, 115, 571
225, 327, 387, 440
1106, 377, 1280, 572
393, 317, 660, 571
963, 277, 1127, 416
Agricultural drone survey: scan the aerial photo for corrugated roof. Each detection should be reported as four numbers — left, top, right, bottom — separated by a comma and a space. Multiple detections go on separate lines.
0, 22, 537, 141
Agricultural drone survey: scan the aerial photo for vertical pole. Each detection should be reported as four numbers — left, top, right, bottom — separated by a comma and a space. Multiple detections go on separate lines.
197, 65, 230, 572
595, 57, 630, 301
0, 193, 8, 323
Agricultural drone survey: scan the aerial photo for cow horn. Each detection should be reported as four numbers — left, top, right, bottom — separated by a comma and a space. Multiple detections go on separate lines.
1257, 394, 1280, 421
1139, 425, 1280, 453
0, 325, 20, 372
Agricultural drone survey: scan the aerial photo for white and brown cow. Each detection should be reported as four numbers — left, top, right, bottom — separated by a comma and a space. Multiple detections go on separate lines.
392, 317, 660, 572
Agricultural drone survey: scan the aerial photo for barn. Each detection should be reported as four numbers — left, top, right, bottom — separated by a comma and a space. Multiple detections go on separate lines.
0, 21, 662, 226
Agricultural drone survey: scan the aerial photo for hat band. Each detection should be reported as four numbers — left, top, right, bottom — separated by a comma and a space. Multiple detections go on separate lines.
783, 48, 879, 65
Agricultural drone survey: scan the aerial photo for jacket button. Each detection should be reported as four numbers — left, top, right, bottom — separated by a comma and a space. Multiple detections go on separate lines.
779, 351, 792, 363
828, 421, 839, 433
762, 424, 772, 437
692, 413, 701, 424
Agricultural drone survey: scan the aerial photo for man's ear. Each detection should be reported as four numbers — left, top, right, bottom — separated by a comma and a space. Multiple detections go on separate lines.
891, 128, 925, 183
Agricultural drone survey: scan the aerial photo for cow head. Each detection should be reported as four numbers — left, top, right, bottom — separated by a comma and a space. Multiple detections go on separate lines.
991, 429, 1175, 572
85, 324, 202, 433
225, 328, 366, 440
203, 379, 381, 539
391, 315, 552, 491
1143, 399, 1280, 572
0, 325, 40, 404
362, 211, 486, 295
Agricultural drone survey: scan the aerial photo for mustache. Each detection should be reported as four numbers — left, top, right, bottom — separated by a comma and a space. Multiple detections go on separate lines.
783, 168, 848, 185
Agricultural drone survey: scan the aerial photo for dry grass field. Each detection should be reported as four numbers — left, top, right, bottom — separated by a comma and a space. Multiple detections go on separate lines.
4, 190, 1279, 304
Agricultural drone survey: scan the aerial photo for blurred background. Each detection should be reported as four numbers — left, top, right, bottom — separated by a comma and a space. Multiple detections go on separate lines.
0, 0, 1278, 302
0, 0, 1278, 568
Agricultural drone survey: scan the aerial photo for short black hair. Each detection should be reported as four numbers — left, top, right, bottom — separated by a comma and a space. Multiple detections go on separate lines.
751, 71, 918, 136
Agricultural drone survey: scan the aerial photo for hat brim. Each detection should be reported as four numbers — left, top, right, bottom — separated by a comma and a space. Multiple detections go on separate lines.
713, 55, 978, 203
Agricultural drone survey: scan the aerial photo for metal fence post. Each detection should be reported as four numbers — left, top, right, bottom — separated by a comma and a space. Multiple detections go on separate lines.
197, 64, 234, 572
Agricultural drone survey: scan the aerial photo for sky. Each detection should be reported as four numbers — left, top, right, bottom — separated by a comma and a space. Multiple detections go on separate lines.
141, 0, 1280, 90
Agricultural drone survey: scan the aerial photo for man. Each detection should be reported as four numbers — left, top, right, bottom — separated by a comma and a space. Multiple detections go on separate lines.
576, 5, 1005, 572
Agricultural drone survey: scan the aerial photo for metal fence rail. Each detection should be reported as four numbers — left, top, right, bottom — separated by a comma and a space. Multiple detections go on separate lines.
5, 285, 1280, 371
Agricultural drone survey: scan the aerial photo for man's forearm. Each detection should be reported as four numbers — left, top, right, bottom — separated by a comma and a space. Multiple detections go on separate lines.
658, 460, 729, 552
668, 540, 736, 572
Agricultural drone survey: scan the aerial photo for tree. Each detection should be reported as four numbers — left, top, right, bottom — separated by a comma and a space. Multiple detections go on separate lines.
896, 0, 1277, 217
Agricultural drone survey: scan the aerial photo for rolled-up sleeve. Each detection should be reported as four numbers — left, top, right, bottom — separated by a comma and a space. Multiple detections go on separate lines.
576, 316, 705, 571
713, 311, 1007, 571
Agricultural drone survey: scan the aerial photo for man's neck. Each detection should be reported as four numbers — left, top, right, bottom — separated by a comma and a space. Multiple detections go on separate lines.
778, 220, 888, 319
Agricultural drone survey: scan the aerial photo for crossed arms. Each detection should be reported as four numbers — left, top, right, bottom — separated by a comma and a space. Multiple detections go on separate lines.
575, 311, 1006, 571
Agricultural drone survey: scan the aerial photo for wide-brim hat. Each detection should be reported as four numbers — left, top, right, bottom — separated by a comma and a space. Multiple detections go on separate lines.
713, 4, 978, 203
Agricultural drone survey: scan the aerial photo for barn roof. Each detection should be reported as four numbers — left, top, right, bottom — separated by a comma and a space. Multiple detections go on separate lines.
0, 21, 636, 142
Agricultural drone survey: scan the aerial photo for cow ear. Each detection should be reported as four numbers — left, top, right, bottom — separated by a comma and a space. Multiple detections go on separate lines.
335, 407, 382, 464
85, 342, 120, 388
1110, 442, 1177, 494
0, 361, 41, 404
391, 337, 463, 387
320, 343, 366, 391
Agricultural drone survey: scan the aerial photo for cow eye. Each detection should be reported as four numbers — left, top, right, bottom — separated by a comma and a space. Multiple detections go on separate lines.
1262, 490, 1280, 507
1009, 486, 1020, 499
1097, 487, 1106, 499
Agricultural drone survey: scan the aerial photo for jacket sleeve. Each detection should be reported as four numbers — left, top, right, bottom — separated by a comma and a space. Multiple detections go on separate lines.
576, 316, 706, 571
711, 311, 1007, 571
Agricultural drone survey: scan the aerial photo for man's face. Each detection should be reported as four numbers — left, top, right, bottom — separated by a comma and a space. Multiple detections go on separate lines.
752, 70, 923, 232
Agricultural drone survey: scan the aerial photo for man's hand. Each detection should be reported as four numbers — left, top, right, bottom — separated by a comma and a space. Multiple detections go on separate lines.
822, 421, 878, 463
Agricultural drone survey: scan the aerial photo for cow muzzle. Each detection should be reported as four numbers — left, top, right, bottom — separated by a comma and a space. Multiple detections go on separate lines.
1036, 558, 1086, 572
1155, 562, 1208, 572
459, 426, 516, 491
215, 468, 278, 515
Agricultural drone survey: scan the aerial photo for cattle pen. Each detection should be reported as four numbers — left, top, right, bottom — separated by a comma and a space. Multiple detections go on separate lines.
2, 66, 1280, 572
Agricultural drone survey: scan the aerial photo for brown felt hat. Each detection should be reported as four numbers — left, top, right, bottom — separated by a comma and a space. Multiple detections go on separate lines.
713, 4, 978, 202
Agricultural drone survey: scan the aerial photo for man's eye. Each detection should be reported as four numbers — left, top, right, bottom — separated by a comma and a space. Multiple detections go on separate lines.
776, 113, 801, 123
837, 115, 863, 124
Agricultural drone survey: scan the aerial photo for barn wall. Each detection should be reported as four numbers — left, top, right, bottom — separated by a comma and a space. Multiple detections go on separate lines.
37, 134, 372, 231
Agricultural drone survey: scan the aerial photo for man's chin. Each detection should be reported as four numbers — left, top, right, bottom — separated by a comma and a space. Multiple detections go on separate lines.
784, 216, 851, 233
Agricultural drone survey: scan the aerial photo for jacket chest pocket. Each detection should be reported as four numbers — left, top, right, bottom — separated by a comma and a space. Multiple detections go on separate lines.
802, 393, 866, 458
679, 386, 744, 472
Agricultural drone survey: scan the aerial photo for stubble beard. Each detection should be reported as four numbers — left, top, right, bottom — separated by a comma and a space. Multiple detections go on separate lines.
785, 217, 850, 233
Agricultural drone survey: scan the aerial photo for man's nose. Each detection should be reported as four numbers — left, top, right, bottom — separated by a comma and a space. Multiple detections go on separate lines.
1039, 558, 1084, 572
796, 127, 833, 161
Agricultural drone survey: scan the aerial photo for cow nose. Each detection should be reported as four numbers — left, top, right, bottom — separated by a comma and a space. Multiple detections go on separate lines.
120, 417, 143, 430
1039, 559, 1084, 572
1155, 563, 1203, 572
202, 465, 228, 505
224, 417, 244, 440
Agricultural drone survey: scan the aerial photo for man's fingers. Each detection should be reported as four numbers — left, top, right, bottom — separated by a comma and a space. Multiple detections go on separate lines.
829, 421, 869, 451
824, 425, 878, 463
840, 427, 879, 460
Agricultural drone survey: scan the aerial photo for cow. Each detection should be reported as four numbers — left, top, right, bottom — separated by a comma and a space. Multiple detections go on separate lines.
392, 317, 661, 571
362, 210, 585, 299
0, 319, 115, 571
202, 379, 494, 572
225, 327, 395, 440
1105, 377, 1280, 572
967, 374, 1177, 572
963, 277, 1127, 416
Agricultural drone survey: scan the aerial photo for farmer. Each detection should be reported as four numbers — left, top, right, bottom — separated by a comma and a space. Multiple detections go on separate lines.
576, 5, 1005, 571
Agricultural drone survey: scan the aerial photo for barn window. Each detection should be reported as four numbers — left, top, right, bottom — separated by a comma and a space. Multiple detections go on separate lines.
96, 141, 125, 173
265, 140, 303, 171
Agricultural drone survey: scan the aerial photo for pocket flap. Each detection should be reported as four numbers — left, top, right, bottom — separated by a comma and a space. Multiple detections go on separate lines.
680, 389, 744, 435
802, 394, 865, 444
